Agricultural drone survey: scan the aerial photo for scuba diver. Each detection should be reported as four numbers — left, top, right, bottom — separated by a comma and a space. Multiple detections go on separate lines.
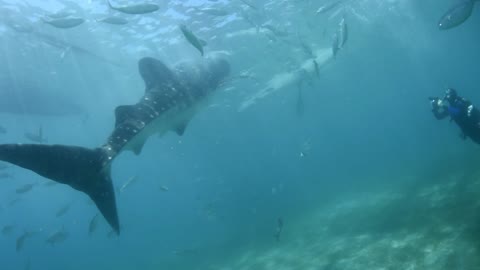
430, 88, 480, 144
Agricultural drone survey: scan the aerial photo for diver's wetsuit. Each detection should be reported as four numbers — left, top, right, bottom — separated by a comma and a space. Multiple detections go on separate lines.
432, 97, 480, 144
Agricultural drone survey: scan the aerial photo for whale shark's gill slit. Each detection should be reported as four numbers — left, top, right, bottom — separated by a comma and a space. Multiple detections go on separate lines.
0, 144, 120, 234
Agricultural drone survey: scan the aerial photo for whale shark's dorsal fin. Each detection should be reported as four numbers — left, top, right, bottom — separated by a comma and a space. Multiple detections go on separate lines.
138, 57, 178, 91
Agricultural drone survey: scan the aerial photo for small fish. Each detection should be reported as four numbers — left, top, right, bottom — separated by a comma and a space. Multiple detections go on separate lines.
300, 41, 314, 58
274, 217, 283, 242
262, 24, 289, 37
2, 225, 15, 235
43, 17, 85, 29
107, 229, 118, 239
438, 1, 475, 30
316, 0, 344, 15
180, 24, 207, 56
159, 185, 169, 192
8, 198, 21, 207
46, 11, 72, 19
313, 60, 320, 78
16, 231, 34, 252
196, 7, 229, 17
0, 162, 10, 170
88, 213, 100, 235
296, 85, 305, 117
338, 17, 348, 48
55, 204, 71, 218
42, 181, 58, 187
0, 125, 7, 134
332, 33, 339, 58
119, 175, 138, 193
97, 16, 128, 25
0, 172, 12, 179
24, 127, 47, 143
240, 0, 259, 10
46, 228, 69, 246
16, 183, 35, 194
240, 10, 260, 33
24, 258, 31, 270
107, 0, 159, 15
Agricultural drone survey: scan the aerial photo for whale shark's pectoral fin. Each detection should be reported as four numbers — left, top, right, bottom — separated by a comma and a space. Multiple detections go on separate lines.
138, 57, 179, 91
175, 122, 188, 136
131, 140, 145, 155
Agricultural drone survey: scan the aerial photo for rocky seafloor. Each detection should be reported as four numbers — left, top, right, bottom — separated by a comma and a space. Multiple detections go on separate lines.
212, 169, 480, 270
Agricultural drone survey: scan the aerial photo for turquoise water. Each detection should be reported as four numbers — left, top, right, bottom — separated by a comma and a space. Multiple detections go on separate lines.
0, 0, 479, 269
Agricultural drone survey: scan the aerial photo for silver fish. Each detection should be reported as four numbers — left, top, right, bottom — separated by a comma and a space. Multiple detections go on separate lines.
338, 17, 348, 48
88, 213, 100, 235
46, 11, 72, 19
262, 24, 289, 37
107, 0, 159, 15
16, 231, 34, 252
159, 185, 169, 192
8, 198, 21, 207
24, 127, 47, 144
0, 162, 11, 170
274, 217, 283, 241
180, 24, 207, 56
16, 183, 35, 194
196, 7, 228, 17
316, 0, 344, 15
55, 204, 71, 218
296, 85, 305, 117
24, 258, 31, 270
438, 1, 475, 30
119, 175, 138, 193
240, 0, 259, 10
2, 225, 14, 235
313, 60, 320, 78
43, 17, 85, 29
42, 181, 58, 187
107, 229, 118, 239
97, 16, 128, 25
46, 228, 68, 246
0, 172, 12, 179
332, 33, 339, 58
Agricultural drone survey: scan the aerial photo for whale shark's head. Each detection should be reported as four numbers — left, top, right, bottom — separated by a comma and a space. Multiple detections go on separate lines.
205, 56, 230, 89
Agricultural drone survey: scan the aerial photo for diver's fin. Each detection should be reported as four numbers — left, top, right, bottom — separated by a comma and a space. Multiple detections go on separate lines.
138, 57, 179, 91
0, 144, 120, 234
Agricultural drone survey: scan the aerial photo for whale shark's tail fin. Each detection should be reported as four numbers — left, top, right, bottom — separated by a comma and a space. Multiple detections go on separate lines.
0, 144, 120, 234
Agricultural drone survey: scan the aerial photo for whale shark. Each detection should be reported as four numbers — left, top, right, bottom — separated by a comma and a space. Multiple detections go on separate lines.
0, 56, 230, 234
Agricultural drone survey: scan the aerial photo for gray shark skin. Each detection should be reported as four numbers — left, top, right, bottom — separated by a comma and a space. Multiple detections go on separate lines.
0, 56, 230, 234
